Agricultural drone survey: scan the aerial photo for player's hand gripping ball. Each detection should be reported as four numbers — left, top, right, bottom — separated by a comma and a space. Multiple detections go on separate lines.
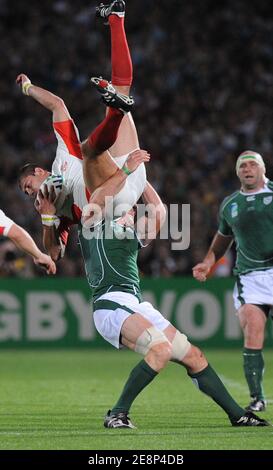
37, 175, 67, 210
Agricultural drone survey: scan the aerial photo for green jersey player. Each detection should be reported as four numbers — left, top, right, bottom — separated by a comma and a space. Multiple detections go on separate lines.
193, 150, 273, 413
75, 178, 269, 428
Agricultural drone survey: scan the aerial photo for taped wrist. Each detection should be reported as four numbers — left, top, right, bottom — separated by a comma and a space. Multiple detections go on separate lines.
22, 80, 33, 96
41, 214, 59, 227
121, 164, 132, 176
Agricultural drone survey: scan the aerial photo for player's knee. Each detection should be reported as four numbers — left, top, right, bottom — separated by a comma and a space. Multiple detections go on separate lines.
135, 326, 172, 365
182, 344, 208, 372
150, 341, 172, 366
171, 330, 191, 362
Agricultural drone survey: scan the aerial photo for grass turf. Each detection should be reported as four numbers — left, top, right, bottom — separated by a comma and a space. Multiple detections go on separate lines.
0, 349, 272, 450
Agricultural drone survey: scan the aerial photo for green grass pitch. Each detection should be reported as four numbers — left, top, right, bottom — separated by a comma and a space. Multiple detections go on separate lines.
0, 349, 272, 450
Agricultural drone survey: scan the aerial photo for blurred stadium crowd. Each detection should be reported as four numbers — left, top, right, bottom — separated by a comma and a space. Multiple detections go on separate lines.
1, 0, 273, 278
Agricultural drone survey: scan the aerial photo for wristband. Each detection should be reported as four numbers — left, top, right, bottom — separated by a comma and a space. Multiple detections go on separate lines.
22, 80, 33, 96
121, 164, 132, 176
41, 214, 59, 227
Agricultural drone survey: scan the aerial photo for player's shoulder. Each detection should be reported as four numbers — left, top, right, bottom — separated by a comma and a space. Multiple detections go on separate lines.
266, 180, 273, 191
219, 190, 240, 213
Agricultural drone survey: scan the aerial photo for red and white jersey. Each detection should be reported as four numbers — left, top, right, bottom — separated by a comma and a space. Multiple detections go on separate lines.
51, 119, 90, 246
52, 119, 89, 214
0, 210, 14, 236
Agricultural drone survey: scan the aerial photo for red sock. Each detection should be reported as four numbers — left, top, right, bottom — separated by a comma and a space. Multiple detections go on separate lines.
87, 108, 124, 153
109, 15, 133, 86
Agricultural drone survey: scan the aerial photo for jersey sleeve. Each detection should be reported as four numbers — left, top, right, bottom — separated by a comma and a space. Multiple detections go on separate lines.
0, 210, 14, 237
52, 119, 83, 195
53, 119, 82, 160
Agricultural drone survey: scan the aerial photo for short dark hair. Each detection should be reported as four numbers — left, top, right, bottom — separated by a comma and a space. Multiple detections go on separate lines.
18, 163, 37, 189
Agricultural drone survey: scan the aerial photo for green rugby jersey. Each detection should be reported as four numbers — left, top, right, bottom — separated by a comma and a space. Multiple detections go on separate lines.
78, 218, 143, 301
218, 180, 273, 275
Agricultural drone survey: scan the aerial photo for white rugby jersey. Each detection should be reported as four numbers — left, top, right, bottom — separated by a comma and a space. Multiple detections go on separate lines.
52, 119, 89, 214
51, 119, 90, 246
0, 210, 14, 236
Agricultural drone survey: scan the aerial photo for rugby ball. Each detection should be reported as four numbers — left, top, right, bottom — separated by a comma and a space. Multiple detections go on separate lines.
37, 174, 67, 210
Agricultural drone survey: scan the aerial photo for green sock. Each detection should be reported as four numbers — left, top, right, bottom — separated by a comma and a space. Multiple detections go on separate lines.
111, 359, 158, 415
243, 348, 265, 400
189, 364, 245, 421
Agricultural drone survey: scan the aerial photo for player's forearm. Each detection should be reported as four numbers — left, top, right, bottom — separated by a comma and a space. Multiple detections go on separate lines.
203, 233, 233, 267
202, 250, 217, 269
28, 85, 67, 114
8, 225, 42, 260
90, 169, 127, 208
42, 226, 62, 261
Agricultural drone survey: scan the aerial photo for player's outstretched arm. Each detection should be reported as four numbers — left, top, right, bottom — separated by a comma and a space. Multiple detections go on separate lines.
193, 232, 233, 282
16, 73, 70, 122
8, 224, 56, 275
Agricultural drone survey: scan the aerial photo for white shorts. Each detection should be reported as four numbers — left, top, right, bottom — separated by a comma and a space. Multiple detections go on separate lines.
233, 269, 273, 311
93, 291, 170, 349
110, 153, 147, 216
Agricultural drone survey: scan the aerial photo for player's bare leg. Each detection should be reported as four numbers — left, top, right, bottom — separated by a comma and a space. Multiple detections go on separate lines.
81, 79, 134, 193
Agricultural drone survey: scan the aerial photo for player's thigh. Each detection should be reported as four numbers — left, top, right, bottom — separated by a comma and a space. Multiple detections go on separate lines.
121, 313, 154, 349
238, 304, 267, 331
163, 324, 177, 343
109, 112, 139, 157
82, 150, 118, 193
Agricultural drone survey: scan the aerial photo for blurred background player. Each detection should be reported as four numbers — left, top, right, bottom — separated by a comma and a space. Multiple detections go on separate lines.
0, 209, 56, 275
193, 150, 273, 413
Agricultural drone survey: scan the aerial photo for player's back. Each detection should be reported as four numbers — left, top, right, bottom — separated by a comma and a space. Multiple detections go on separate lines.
78, 218, 141, 301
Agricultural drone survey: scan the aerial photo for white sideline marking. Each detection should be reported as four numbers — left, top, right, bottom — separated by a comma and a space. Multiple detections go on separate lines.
219, 375, 248, 393
220, 375, 273, 402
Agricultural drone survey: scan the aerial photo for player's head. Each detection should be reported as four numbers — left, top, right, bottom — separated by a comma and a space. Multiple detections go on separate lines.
18, 163, 50, 197
236, 150, 266, 190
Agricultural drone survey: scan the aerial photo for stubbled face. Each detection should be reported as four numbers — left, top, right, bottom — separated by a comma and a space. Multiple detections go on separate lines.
20, 169, 49, 198
237, 160, 264, 191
